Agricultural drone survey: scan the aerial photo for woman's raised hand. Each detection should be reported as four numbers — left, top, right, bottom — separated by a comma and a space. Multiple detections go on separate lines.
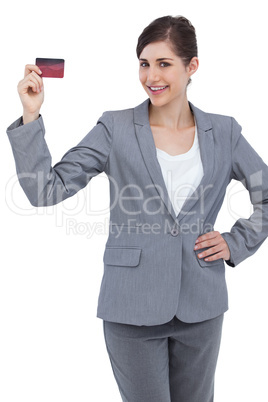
17, 64, 44, 124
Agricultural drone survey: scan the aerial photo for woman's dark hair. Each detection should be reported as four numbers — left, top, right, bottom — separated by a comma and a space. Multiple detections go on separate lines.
136, 15, 198, 86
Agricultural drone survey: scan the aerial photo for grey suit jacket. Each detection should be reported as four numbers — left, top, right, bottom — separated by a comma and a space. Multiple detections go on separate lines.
6, 98, 268, 325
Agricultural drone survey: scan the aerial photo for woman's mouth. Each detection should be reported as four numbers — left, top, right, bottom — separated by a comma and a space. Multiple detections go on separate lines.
147, 85, 169, 95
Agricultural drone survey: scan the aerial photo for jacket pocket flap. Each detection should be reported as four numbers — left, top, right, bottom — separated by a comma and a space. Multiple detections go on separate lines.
103, 247, 142, 267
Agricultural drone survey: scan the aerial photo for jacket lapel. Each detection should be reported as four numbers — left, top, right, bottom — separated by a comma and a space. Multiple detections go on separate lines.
133, 98, 215, 225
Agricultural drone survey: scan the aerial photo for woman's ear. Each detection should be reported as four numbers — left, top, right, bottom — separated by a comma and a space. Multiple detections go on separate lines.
187, 57, 199, 77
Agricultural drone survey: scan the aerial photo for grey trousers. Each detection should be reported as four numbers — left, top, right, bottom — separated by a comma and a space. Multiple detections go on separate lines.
103, 314, 224, 402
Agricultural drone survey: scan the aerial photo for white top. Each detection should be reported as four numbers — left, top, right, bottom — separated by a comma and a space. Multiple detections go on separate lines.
156, 119, 204, 217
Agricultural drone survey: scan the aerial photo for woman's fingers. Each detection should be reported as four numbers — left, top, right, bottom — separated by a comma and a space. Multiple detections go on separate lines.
23, 71, 43, 92
194, 231, 230, 261
18, 67, 44, 95
195, 231, 218, 248
20, 65, 43, 93
29, 71, 43, 92
28, 77, 41, 93
24, 64, 42, 78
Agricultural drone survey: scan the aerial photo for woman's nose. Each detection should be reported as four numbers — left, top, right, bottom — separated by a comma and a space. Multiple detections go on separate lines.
147, 67, 160, 83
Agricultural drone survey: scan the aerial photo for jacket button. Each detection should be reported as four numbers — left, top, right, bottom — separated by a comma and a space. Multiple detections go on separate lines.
170, 228, 179, 236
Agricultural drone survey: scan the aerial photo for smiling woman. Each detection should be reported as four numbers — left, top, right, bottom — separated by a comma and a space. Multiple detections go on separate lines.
136, 15, 198, 87
138, 40, 198, 114
136, 17, 200, 160
6, 13, 268, 402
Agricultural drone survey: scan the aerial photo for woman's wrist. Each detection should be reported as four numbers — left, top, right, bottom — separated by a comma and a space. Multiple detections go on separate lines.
22, 110, 40, 125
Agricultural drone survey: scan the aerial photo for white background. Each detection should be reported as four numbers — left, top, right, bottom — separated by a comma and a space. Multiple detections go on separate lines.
1, 0, 268, 401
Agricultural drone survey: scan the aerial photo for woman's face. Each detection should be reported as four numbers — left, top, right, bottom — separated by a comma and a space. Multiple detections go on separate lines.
139, 40, 197, 108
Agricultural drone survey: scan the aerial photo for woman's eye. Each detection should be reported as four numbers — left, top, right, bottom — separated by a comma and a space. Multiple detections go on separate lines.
140, 62, 148, 67
160, 62, 170, 67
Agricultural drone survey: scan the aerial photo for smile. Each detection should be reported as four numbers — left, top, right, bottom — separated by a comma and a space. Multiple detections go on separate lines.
147, 85, 169, 94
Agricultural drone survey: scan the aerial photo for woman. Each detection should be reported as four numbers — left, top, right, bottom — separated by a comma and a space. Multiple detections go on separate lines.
7, 15, 268, 402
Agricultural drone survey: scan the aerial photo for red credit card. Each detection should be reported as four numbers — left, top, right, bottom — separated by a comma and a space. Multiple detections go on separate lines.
35, 58, 65, 78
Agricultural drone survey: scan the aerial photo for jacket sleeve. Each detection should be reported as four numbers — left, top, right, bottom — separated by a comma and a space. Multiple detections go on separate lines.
221, 117, 268, 267
6, 112, 113, 207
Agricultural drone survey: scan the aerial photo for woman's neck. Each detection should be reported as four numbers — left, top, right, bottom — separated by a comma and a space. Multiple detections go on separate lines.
148, 95, 194, 130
